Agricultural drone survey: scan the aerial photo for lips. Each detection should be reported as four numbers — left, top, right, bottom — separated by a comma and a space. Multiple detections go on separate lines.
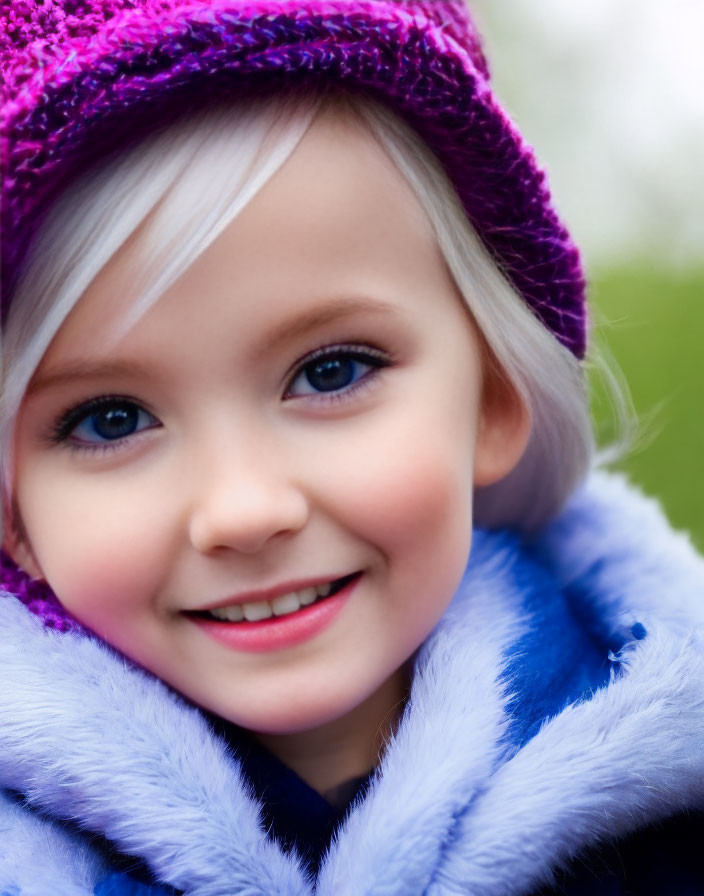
186, 573, 362, 653
186, 573, 359, 624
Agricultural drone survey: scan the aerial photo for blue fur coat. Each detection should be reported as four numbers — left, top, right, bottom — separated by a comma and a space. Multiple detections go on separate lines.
1, 471, 704, 895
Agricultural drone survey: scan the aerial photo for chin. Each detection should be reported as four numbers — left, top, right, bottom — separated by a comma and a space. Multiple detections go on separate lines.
238, 699, 355, 737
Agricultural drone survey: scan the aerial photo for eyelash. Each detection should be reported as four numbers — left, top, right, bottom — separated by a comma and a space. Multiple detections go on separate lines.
48, 343, 392, 454
284, 343, 391, 404
48, 395, 159, 455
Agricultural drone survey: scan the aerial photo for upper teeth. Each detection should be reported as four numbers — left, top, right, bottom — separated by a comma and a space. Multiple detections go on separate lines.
208, 581, 333, 622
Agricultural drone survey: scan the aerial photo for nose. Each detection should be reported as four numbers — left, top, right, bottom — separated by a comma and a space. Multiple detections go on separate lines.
187, 440, 310, 556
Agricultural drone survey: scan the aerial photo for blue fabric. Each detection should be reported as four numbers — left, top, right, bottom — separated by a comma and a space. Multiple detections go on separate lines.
94, 874, 178, 896
483, 532, 616, 750
207, 716, 372, 877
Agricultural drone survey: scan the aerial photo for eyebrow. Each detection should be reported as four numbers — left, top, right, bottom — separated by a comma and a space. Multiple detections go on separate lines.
26, 297, 399, 397
26, 360, 156, 398
258, 297, 399, 353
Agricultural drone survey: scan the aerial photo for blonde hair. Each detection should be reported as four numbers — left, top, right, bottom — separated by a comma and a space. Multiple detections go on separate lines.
1, 90, 593, 533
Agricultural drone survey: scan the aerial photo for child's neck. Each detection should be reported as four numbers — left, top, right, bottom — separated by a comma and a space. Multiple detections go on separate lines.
254, 664, 411, 798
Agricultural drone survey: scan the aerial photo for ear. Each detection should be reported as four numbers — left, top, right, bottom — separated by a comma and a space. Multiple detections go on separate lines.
473, 366, 532, 488
2, 501, 45, 581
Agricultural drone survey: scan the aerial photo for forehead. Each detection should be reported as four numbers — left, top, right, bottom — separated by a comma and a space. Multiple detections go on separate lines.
38, 103, 465, 366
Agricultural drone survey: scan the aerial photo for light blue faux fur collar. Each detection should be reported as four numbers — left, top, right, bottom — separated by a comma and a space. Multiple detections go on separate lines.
1, 471, 704, 896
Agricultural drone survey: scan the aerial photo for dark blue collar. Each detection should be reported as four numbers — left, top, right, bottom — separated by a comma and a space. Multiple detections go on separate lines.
206, 716, 372, 877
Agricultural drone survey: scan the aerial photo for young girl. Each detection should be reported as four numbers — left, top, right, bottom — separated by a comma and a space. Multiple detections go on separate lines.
1, 3, 703, 895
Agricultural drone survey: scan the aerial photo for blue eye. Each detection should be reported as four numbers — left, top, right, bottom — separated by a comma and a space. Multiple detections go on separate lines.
54, 398, 159, 446
287, 347, 387, 398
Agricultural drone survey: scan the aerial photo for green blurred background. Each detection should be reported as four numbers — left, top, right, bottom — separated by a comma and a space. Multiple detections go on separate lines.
590, 266, 704, 551
474, 2, 704, 551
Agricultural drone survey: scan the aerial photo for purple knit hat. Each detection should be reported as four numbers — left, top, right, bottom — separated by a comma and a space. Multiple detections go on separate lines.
0, 0, 587, 356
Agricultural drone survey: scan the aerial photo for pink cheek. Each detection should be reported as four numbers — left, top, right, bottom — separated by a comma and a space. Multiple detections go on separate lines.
326, 438, 474, 569
28, 518, 157, 624
50, 562, 148, 627
338, 442, 473, 666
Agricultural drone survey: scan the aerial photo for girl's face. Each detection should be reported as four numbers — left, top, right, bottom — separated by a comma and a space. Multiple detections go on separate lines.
6, 109, 528, 736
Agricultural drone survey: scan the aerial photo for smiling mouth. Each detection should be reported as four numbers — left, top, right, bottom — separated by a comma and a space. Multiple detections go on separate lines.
187, 573, 360, 624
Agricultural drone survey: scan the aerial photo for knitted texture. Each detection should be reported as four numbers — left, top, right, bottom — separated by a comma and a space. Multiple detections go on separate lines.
0, 1, 587, 355
0, 551, 82, 632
